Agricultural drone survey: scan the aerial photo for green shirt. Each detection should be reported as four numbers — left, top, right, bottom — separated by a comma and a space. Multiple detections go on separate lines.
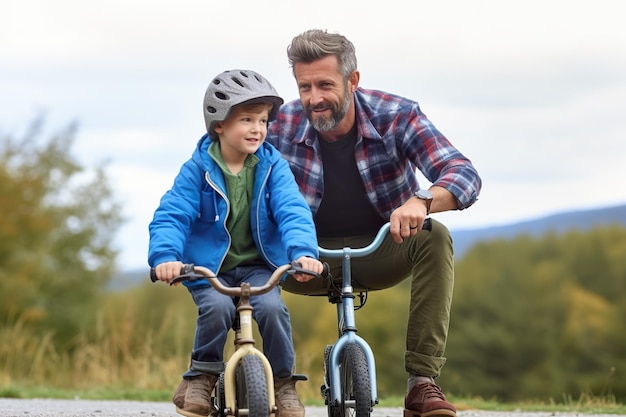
208, 142, 263, 272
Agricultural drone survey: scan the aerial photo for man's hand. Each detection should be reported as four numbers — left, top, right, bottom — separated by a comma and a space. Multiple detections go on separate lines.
389, 197, 428, 243
389, 186, 459, 243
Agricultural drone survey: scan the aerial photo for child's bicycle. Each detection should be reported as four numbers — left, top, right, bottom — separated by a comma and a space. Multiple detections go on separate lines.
150, 263, 314, 417
282, 219, 431, 417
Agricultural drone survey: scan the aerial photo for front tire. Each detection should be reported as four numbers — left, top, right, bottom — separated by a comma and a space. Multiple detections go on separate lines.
236, 355, 270, 417
328, 343, 372, 417
216, 372, 226, 417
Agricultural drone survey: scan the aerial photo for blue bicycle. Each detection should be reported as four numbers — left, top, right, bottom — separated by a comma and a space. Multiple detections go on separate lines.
283, 221, 420, 417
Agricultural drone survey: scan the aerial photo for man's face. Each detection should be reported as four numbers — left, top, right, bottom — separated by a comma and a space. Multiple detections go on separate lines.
293, 55, 351, 132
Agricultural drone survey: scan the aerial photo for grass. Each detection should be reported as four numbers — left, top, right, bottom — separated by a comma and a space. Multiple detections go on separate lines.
1, 385, 625, 414
2, 291, 625, 414
0, 385, 171, 402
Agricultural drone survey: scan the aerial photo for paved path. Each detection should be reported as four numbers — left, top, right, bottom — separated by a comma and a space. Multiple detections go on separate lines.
0, 399, 616, 417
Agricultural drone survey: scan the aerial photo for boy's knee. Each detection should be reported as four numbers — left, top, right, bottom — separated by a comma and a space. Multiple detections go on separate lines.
255, 295, 287, 315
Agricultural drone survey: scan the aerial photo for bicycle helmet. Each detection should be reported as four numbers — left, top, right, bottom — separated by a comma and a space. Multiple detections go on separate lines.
203, 69, 284, 140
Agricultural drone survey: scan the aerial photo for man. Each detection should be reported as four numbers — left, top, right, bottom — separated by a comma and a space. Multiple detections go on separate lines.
267, 29, 482, 417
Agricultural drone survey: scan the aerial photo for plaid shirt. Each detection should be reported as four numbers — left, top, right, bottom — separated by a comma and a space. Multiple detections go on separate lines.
266, 87, 481, 219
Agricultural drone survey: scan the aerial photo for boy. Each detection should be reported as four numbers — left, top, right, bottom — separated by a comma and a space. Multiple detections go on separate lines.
149, 69, 323, 417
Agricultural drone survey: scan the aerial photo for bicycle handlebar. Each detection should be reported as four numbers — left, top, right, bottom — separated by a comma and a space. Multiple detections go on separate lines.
149, 262, 328, 296
318, 219, 431, 259
148, 220, 425, 290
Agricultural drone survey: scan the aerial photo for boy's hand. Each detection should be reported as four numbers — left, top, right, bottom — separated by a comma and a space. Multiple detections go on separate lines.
293, 256, 324, 282
155, 261, 184, 284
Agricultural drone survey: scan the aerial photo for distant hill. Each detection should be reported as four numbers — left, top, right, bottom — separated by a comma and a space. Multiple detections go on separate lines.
109, 268, 150, 291
110, 203, 626, 290
450, 203, 626, 258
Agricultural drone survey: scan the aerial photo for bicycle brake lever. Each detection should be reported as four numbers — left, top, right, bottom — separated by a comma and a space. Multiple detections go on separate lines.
287, 261, 330, 279
170, 271, 204, 286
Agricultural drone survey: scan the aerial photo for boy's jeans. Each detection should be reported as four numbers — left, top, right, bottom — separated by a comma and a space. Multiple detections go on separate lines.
183, 264, 295, 378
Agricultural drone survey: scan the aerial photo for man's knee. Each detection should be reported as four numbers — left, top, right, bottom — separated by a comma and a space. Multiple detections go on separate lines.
428, 219, 453, 251
409, 219, 453, 268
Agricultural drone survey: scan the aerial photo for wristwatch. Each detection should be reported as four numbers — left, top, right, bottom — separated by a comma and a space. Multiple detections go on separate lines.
413, 189, 433, 215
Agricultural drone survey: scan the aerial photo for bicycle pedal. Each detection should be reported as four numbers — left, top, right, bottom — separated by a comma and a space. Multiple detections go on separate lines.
291, 373, 308, 381
320, 385, 329, 400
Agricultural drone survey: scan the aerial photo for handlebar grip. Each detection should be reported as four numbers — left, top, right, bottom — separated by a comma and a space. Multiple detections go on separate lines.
321, 262, 330, 278
149, 263, 196, 283
288, 261, 329, 279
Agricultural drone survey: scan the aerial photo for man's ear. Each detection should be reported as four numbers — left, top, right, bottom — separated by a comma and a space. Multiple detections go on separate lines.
349, 70, 360, 93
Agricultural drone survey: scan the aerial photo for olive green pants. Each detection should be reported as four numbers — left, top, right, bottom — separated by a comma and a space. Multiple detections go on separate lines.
282, 218, 454, 378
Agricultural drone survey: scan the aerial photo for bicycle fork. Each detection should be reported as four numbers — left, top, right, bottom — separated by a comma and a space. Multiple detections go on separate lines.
222, 284, 276, 416
326, 248, 378, 408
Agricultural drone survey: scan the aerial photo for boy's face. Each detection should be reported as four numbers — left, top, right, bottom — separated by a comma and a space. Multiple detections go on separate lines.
214, 103, 272, 158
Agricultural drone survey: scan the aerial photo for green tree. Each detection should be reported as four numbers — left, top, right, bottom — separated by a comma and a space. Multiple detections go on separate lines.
440, 227, 626, 402
0, 117, 123, 347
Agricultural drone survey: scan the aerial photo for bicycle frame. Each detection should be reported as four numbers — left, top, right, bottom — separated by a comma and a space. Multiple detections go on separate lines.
319, 222, 391, 409
154, 263, 294, 417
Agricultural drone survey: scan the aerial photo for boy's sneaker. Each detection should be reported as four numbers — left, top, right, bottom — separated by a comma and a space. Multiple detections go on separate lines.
275, 375, 305, 417
173, 374, 217, 417
404, 382, 456, 417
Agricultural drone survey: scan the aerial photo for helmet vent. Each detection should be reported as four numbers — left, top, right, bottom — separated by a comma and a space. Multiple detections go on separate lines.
202, 69, 283, 140
231, 77, 245, 88
214, 92, 228, 101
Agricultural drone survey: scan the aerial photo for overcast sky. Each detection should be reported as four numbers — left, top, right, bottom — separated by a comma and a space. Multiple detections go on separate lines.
2, 0, 625, 270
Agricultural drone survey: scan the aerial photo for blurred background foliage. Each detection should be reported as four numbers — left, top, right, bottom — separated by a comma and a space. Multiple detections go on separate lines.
1, 120, 624, 404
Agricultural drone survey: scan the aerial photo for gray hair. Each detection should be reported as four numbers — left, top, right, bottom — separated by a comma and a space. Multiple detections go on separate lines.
287, 29, 357, 81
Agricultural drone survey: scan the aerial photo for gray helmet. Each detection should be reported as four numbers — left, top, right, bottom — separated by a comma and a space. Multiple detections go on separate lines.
203, 69, 284, 140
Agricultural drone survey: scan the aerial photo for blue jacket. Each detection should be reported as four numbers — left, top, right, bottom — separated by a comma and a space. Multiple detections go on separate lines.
148, 134, 319, 286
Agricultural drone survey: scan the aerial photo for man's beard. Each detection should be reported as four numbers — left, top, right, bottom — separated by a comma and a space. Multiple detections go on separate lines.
307, 87, 351, 132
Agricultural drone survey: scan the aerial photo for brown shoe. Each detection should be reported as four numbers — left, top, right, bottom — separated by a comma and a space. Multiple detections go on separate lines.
275, 376, 305, 417
173, 374, 218, 417
404, 382, 456, 417
172, 378, 189, 409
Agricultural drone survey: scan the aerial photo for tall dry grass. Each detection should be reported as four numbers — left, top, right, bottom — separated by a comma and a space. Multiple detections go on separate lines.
0, 284, 195, 392
2, 282, 625, 411
0, 284, 323, 400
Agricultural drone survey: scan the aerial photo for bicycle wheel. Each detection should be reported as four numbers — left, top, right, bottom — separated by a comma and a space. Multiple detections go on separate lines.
322, 345, 332, 404
236, 355, 270, 417
328, 343, 372, 417
216, 372, 227, 417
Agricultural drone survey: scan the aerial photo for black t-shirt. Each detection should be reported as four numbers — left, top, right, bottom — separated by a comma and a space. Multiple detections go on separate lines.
315, 129, 386, 237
